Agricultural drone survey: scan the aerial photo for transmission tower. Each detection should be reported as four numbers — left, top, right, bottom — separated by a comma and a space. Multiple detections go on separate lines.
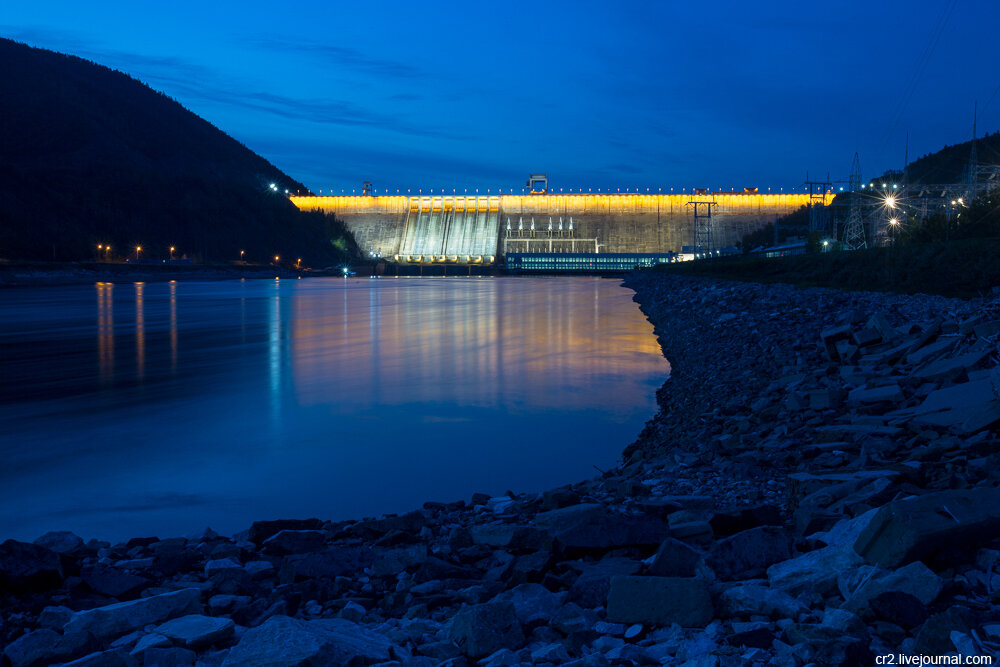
842, 153, 867, 250
686, 197, 717, 251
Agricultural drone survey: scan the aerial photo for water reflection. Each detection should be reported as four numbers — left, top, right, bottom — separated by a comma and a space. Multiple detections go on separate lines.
0, 277, 668, 542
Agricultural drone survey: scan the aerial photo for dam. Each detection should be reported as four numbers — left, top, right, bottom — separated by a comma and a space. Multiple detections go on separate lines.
291, 191, 832, 265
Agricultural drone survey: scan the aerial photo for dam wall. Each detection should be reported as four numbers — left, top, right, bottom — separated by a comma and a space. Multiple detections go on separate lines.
291, 193, 831, 262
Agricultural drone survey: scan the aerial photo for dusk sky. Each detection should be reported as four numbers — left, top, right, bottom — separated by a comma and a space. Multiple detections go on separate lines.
3, 0, 998, 194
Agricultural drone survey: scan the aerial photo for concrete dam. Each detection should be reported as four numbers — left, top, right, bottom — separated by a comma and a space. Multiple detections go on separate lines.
291, 192, 831, 264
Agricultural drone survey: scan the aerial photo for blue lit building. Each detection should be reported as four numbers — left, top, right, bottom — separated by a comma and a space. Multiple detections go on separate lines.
505, 252, 677, 273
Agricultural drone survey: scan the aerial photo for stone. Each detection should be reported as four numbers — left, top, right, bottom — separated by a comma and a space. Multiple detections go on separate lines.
606, 576, 712, 627
64, 587, 202, 641
38, 605, 75, 629
536, 504, 668, 554
137, 647, 195, 666
350, 510, 425, 537
247, 518, 323, 545
284, 546, 372, 580
371, 543, 427, 576
709, 505, 782, 537
0, 539, 63, 593
261, 529, 326, 555
847, 384, 904, 405
870, 591, 928, 628
853, 487, 1000, 568
649, 538, 701, 577
130, 633, 172, 654
705, 526, 792, 580
244, 560, 276, 578
567, 557, 642, 608
56, 649, 134, 667
530, 643, 571, 663
3, 628, 92, 667
767, 544, 864, 596
222, 615, 393, 666
913, 607, 974, 656
839, 562, 942, 612
821, 324, 853, 359
915, 349, 990, 381
716, 584, 808, 619
446, 602, 525, 659
204, 558, 241, 575
82, 564, 149, 599
34, 530, 84, 554
489, 583, 563, 627
154, 614, 235, 648
469, 524, 548, 550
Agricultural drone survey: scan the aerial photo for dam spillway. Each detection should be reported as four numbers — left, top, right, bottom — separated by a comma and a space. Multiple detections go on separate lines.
291, 192, 832, 264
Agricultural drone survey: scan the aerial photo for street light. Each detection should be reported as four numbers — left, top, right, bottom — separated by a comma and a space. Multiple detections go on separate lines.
240, 250, 245, 262
135, 245, 142, 260
169, 246, 175, 260
274, 255, 280, 264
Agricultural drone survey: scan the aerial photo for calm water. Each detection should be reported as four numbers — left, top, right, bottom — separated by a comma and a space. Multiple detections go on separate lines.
0, 277, 669, 542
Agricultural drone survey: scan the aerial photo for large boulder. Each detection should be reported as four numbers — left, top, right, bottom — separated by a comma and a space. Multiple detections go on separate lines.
247, 519, 323, 545
63, 587, 201, 641
34, 531, 84, 554
153, 614, 236, 648
222, 615, 393, 666
3, 628, 92, 667
853, 488, 1000, 568
705, 526, 792, 580
81, 564, 149, 599
606, 576, 713, 627
0, 539, 63, 593
446, 602, 525, 659
534, 504, 668, 555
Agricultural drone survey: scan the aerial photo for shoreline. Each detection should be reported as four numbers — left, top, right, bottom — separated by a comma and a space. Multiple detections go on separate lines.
0, 262, 320, 287
3, 274, 1000, 665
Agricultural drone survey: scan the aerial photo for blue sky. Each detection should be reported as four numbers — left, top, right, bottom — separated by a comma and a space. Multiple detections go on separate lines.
3, 0, 998, 194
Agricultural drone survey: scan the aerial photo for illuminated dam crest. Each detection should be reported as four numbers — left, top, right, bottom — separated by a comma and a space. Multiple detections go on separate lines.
291, 192, 831, 264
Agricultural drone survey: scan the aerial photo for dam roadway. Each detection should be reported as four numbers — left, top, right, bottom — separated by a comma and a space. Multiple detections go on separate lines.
291, 192, 831, 264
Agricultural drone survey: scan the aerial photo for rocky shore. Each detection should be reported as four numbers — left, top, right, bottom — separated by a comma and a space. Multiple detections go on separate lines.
3, 273, 1000, 666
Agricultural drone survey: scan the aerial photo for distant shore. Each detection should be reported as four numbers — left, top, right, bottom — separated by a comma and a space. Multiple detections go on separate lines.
0, 261, 328, 287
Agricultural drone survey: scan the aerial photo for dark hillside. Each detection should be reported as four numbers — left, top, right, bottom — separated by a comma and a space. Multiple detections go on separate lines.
0, 38, 354, 265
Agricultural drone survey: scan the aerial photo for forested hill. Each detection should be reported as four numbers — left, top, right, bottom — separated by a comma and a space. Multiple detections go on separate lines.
0, 38, 354, 265
871, 131, 1000, 186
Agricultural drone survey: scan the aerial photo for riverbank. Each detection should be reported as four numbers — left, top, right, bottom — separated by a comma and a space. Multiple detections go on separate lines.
3, 274, 1000, 666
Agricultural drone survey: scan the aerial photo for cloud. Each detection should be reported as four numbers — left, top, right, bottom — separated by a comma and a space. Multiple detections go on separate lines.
244, 36, 423, 79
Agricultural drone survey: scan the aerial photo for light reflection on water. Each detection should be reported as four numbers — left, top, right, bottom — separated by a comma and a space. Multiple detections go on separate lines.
0, 277, 669, 542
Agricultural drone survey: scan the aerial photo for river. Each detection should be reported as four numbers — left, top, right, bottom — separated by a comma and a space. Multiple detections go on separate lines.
0, 276, 669, 542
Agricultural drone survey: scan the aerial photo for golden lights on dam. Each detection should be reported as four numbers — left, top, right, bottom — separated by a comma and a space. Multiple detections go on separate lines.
291, 192, 832, 215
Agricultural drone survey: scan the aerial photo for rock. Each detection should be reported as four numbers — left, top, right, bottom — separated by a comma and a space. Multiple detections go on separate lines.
337, 600, 366, 622
446, 601, 525, 659
913, 607, 974, 656
153, 614, 235, 648
705, 526, 792, 580
853, 487, 1000, 568
284, 546, 372, 580
136, 647, 195, 666
0, 539, 63, 593
56, 649, 134, 667
489, 583, 563, 627
870, 591, 928, 628
531, 643, 572, 663
716, 584, 808, 619
847, 384, 904, 405
469, 524, 548, 550
130, 633, 172, 654
371, 543, 427, 576
606, 576, 712, 627
350, 510, 425, 537
64, 587, 202, 641
568, 557, 642, 608
536, 504, 668, 554
244, 560, 276, 578
261, 530, 326, 555
709, 505, 782, 537
727, 624, 775, 650
82, 564, 149, 599
3, 628, 92, 667
204, 558, 241, 575
840, 562, 942, 612
38, 605, 75, 629
247, 519, 323, 545
34, 530, 84, 554
915, 349, 990, 381
649, 538, 701, 577
222, 615, 393, 666
767, 543, 864, 596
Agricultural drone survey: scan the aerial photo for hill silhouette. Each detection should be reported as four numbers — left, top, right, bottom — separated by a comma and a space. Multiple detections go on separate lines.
0, 38, 354, 265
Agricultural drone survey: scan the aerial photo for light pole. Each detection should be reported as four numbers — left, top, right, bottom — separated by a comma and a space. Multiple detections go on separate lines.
135, 245, 142, 260
169, 246, 175, 261
240, 250, 245, 263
